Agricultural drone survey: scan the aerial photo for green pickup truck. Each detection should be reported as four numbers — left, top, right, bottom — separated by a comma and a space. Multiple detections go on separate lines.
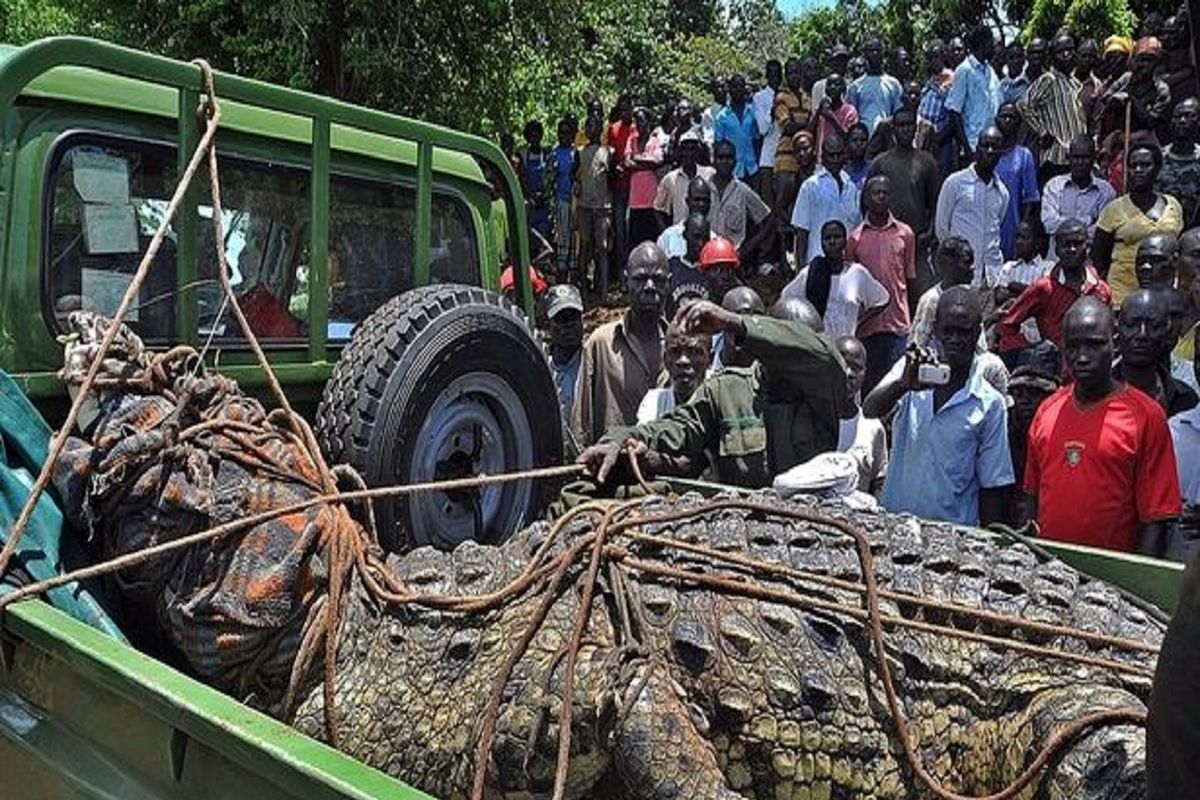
0, 35, 563, 799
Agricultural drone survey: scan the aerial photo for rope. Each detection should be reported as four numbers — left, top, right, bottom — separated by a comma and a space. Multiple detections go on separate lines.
625, 443, 655, 495
617, 501, 1159, 657
602, 499, 1150, 800
0, 463, 588, 615
0, 63, 225, 583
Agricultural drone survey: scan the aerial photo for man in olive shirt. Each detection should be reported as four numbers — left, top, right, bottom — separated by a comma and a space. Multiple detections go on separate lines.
572, 243, 669, 445
867, 107, 941, 298
578, 299, 846, 488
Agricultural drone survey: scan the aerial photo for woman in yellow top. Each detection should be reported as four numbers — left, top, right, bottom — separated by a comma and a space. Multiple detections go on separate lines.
1093, 141, 1185, 305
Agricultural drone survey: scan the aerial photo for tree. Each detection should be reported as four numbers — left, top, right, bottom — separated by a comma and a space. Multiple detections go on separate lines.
0, 0, 1142, 139
1023, 0, 1134, 39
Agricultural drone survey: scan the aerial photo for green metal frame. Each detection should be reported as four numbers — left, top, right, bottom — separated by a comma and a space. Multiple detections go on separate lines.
0, 598, 435, 799
0, 36, 533, 381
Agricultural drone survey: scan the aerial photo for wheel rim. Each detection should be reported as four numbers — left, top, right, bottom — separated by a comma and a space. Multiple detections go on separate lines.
407, 371, 535, 548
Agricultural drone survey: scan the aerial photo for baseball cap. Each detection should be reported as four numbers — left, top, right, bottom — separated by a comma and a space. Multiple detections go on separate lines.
831, 44, 851, 59
544, 284, 583, 318
679, 127, 703, 145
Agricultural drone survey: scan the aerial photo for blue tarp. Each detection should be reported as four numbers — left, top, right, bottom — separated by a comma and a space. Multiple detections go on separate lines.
0, 371, 125, 641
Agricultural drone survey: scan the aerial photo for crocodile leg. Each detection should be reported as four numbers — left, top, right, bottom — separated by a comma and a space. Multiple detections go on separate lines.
608, 661, 744, 800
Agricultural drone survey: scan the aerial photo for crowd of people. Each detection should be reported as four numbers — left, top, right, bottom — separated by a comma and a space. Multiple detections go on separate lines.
512, 10, 1200, 561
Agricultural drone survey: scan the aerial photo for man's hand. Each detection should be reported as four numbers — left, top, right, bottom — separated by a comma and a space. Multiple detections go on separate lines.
577, 437, 659, 484
900, 345, 941, 391
624, 438, 670, 475
675, 300, 746, 338
576, 440, 624, 483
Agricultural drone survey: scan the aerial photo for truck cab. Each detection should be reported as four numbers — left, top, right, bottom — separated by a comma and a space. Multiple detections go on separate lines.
0, 36, 535, 415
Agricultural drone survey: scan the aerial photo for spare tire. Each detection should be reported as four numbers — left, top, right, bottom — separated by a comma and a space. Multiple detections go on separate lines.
316, 284, 563, 552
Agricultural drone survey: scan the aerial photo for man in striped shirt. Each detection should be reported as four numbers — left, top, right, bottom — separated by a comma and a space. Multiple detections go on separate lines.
1020, 33, 1087, 182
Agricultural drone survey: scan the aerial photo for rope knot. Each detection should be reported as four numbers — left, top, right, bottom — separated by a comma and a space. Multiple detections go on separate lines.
190, 58, 220, 121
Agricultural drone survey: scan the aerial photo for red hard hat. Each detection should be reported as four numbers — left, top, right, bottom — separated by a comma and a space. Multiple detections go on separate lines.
697, 237, 739, 272
500, 264, 549, 296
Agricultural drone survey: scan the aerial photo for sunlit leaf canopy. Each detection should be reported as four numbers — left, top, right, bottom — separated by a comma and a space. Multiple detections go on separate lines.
0, 0, 1147, 138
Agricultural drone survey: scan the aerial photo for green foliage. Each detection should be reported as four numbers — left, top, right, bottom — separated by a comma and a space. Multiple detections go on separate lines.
669, 0, 720, 37
0, 0, 1140, 140
1062, 0, 1135, 39
666, 34, 756, 99
1023, 0, 1133, 40
788, 6, 859, 58
0, 0, 85, 42
726, 0, 791, 66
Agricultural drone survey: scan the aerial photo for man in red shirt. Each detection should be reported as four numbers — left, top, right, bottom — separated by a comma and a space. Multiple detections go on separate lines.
998, 220, 1112, 362
1024, 296, 1181, 554
607, 94, 636, 277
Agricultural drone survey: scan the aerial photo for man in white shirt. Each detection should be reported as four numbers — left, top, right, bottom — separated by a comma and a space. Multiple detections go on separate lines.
701, 77, 725, 147
1039, 135, 1116, 258
657, 177, 714, 259
935, 125, 1010, 288
791, 134, 862, 267
753, 59, 782, 210
636, 321, 712, 424
812, 44, 852, 110
654, 130, 715, 228
835, 336, 889, 494
910, 236, 977, 347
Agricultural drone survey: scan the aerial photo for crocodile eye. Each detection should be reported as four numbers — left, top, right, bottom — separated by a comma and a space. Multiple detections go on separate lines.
804, 615, 843, 654
671, 618, 715, 673
445, 630, 479, 662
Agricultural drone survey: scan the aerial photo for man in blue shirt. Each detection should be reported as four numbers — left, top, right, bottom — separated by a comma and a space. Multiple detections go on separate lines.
543, 285, 584, 435
848, 36, 904, 136
864, 286, 1014, 526
551, 117, 578, 282
946, 25, 1002, 167
714, 74, 760, 180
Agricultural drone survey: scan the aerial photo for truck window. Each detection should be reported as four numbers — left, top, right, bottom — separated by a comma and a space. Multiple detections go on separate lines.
327, 177, 480, 342
196, 157, 310, 342
45, 140, 180, 341
328, 174, 415, 341
47, 136, 483, 347
429, 195, 480, 286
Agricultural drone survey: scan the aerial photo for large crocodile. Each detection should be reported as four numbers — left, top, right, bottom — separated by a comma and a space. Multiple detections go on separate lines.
288, 496, 1161, 800
51, 313, 1161, 800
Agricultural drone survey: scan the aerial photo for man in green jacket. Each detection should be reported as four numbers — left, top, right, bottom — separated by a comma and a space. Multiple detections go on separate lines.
577, 300, 847, 488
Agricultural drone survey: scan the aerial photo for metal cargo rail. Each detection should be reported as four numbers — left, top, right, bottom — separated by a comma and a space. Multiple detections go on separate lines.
0, 35, 534, 373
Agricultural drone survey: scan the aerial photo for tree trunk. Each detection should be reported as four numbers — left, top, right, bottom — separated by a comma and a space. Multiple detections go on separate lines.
317, 0, 347, 99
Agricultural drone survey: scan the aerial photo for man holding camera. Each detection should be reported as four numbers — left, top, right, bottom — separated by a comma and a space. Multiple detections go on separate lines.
863, 286, 1014, 526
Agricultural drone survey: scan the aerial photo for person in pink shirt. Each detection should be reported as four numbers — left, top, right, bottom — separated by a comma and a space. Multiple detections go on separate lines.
816, 74, 860, 158
625, 107, 665, 248
846, 174, 917, 390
